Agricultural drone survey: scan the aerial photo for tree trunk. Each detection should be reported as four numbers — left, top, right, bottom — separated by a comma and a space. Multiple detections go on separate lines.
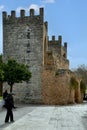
10, 84, 13, 93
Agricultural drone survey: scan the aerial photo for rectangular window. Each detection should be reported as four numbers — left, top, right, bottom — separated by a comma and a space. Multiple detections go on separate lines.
27, 32, 30, 39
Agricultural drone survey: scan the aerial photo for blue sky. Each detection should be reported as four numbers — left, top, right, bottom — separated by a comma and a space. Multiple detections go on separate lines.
0, 0, 87, 69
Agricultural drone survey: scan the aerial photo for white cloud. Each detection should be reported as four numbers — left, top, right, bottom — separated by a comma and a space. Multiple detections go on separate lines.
0, 5, 4, 11
16, 7, 26, 13
28, 4, 40, 14
16, 4, 44, 14
42, 0, 55, 3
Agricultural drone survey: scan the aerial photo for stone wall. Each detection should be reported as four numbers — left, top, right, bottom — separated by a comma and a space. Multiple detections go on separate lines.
2, 7, 83, 105
42, 68, 70, 105
3, 8, 44, 103
42, 68, 83, 105
54, 55, 69, 70
48, 36, 69, 70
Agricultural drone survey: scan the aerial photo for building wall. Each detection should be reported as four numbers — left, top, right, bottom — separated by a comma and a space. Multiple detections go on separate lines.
3, 8, 44, 103
42, 69, 70, 105
42, 68, 83, 105
3, 8, 72, 104
48, 36, 69, 70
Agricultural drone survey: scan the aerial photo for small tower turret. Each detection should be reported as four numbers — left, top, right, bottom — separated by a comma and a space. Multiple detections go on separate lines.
11, 11, 16, 18
52, 35, 55, 41
58, 35, 62, 45
30, 9, 34, 16
2, 11, 7, 20
40, 8, 44, 16
20, 10, 25, 18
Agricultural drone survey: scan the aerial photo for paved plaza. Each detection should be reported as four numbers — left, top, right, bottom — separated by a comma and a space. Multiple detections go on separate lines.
0, 101, 87, 130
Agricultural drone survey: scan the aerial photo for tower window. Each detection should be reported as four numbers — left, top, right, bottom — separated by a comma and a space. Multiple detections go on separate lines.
26, 42, 30, 53
27, 32, 30, 39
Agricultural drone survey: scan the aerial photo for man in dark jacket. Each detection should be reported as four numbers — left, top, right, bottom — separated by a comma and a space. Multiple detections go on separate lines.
5, 93, 15, 123
3, 90, 8, 107
3, 90, 8, 100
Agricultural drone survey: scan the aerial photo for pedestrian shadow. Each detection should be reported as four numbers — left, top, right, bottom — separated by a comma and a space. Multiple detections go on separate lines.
0, 122, 10, 129
82, 114, 87, 118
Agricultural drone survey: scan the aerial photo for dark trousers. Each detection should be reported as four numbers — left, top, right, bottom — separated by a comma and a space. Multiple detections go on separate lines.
5, 108, 14, 122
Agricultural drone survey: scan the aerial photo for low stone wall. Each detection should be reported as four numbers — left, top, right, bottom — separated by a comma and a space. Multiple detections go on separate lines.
42, 69, 83, 105
42, 69, 70, 105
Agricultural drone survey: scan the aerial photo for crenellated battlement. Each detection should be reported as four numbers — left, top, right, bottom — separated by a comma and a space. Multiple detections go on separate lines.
58, 35, 62, 44
49, 35, 62, 43
64, 42, 67, 48
2, 7, 44, 22
48, 35, 67, 59
48, 35, 67, 47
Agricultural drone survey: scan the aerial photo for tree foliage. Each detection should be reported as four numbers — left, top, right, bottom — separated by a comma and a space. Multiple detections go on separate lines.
80, 80, 86, 93
74, 64, 87, 85
0, 58, 32, 92
70, 76, 78, 89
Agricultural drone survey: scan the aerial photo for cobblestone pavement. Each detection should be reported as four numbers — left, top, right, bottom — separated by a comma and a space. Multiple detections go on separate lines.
0, 103, 36, 130
0, 103, 87, 130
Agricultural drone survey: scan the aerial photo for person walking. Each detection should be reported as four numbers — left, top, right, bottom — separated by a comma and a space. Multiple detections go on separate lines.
2, 90, 8, 107
5, 93, 15, 123
3, 90, 8, 100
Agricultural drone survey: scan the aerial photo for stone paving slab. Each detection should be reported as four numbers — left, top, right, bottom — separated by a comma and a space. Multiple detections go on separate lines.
0, 104, 36, 130
3, 105, 87, 130
0, 100, 4, 111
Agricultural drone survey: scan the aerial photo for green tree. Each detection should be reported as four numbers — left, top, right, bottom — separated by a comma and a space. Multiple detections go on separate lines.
80, 80, 86, 93
70, 76, 78, 89
3, 59, 32, 92
74, 64, 87, 85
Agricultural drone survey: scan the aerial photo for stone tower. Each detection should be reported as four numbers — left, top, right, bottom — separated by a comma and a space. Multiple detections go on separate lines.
2, 8, 69, 104
48, 35, 69, 69
2, 8, 46, 103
